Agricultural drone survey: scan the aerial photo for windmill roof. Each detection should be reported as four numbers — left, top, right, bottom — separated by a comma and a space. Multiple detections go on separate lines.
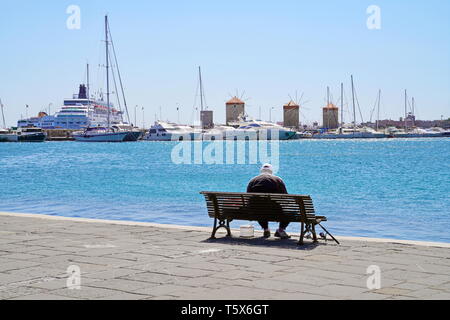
323, 103, 338, 109
283, 100, 299, 107
226, 97, 245, 105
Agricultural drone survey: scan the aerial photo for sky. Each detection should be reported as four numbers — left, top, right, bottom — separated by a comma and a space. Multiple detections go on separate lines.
0, 0, 449, 127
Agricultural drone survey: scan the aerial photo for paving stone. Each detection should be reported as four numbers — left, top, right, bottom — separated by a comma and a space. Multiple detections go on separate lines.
0, 212, 449, 300
373, 287, 412, 296
133, 284, 195, 296
406, 288, 449, 298
50, 286, 121, 299
82, 268, 141, 281
87, 278, 151, 292
121, 271, 188, 285
9, 293, 82, 300
0, 286, 48, 299
0, 260, 42, 273
98, 292, 148, 300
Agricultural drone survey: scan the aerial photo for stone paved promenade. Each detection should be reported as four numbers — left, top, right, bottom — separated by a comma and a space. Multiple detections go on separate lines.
0, 212, 449, 300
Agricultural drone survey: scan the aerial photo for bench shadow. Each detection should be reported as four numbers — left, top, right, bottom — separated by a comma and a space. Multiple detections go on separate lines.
201, 234, 331, 251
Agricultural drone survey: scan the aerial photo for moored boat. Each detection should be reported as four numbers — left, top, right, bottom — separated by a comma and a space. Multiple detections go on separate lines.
0, 128, 18, 142
73, 126, 129, 142
74, 15, 135, 143
15, 127, 46, 142
312, 126, 387, 139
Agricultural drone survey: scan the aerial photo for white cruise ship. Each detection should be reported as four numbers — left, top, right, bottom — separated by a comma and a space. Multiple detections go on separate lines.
18, 84, 124, 130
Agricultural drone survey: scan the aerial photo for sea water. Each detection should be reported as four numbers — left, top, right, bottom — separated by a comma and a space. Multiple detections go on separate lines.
0, 138, 449, 243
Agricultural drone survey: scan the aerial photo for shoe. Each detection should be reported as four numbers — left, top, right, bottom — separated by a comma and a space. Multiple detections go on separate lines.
263, 230, 271, 238
274, 230, 291, 239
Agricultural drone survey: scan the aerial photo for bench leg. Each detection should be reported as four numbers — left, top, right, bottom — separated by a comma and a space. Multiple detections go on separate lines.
298, 222, 305, 245
210, 218, 232, 239
210, 217, 218, 239
311, 223, 318, 243
226, 220, 232, 237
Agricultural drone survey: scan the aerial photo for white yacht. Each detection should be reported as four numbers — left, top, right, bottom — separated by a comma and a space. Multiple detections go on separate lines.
145, 121, 201, 141
386, 127, 444, 138
229, 117, 297, 140
0, 128, 18, 142
202, 125, 258, 140
312, 126, 387, 139
73, 126, 129, 142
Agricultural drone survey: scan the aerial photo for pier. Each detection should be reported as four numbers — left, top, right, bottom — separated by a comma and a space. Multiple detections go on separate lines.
43, 129, 77, 141
0, 212, 449, 300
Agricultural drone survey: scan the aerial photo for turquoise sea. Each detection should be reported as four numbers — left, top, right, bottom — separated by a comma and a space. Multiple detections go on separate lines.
0, 139, 449, 243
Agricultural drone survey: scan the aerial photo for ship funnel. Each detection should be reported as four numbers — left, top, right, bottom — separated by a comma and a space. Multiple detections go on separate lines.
78, 84, 87, 99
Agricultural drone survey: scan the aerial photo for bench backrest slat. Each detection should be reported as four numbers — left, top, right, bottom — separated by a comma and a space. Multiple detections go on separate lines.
201, 191, 316, 222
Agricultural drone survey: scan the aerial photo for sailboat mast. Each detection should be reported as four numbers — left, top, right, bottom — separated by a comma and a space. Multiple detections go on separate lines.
327, 86, 330, 106
198, 66, 204, 128
105, 15, 110, 129
86, 63, 90, 101
326, 86, 330, 128
0, 99, 6, 129
340, 83, 343, 128
404, 89, 407, 131
351, 75, 356, 134
107, 21, 131, 125
199, 66, 204, 112
377, 89, 381, 131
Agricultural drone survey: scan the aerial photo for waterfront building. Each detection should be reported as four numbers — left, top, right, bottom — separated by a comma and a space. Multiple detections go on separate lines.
323, 103, 339, 129
226, 96, 245, 125
283, 100, 300, 130
200, 110, 214, 129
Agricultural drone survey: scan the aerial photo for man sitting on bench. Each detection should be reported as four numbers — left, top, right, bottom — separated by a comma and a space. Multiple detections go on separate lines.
247, 163, 291, 239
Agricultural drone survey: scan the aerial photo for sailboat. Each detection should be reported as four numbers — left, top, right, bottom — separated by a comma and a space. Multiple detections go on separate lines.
0, 99, 18, 142
74, 15, 134, 142
312, 77, 386, 139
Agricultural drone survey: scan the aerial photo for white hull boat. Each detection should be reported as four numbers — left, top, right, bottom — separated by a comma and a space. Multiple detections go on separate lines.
73, 127, 130, 142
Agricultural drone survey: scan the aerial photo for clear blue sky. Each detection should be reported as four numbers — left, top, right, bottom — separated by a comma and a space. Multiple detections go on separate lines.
0, 0, 449, 127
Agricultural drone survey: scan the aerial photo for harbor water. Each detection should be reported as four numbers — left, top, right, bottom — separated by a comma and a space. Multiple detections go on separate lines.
0, 138, 449, 243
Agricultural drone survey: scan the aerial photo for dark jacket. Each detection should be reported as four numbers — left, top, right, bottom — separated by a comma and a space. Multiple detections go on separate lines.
247, 174, 288, 194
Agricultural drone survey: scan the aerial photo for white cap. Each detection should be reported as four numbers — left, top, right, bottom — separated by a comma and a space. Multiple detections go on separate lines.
260, 163, 273, 175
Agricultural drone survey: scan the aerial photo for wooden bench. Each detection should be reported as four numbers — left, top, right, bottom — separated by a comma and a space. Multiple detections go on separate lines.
200, 191, 339, 245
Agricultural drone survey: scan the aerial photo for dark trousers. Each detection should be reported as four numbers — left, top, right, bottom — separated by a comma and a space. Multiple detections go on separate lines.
258, 221, 290, 230
248, 197, 289, 230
